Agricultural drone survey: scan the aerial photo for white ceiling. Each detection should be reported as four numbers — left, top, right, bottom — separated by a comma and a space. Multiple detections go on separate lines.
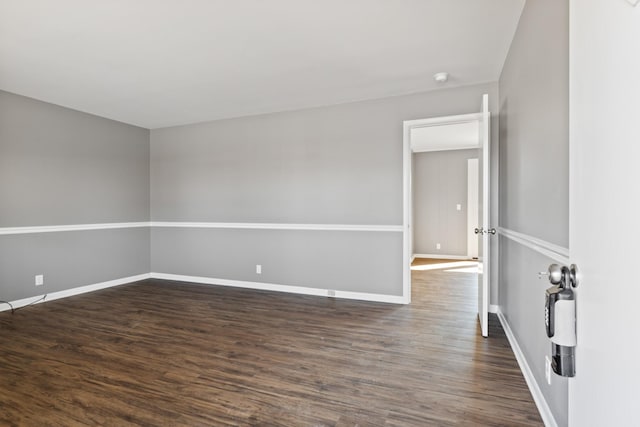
0, 0, 524, 129
411, 121, 480, 153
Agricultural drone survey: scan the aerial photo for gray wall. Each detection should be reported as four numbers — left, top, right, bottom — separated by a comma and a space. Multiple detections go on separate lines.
151, 83, 498, 297
0, 90, 150, 302
499, 2, 569, 248
152, 228, 402, 295
1, 83, 499, 303
413, 149, 477, 256
498, 0, 569, 425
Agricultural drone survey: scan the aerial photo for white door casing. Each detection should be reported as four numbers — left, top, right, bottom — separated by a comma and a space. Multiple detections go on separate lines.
467, 159, 480, 259
403, 97, 490, 331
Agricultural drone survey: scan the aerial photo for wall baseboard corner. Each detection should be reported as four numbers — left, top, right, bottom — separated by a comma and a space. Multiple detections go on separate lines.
149, 272, 408, 305
0, 273, 151, 313
497, 309, 558, 427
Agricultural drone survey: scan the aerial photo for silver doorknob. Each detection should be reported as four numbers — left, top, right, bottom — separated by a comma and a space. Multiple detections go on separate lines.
474, 227, 482, 234
539, 263, 580, 288
488, 228, 497, 235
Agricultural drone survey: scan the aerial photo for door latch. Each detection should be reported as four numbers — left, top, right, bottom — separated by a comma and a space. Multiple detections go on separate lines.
474, 227, 496, 235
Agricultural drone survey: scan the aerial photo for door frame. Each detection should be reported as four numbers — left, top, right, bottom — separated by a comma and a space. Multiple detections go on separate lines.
402, 112, 483, 304
467, 158, 480, 259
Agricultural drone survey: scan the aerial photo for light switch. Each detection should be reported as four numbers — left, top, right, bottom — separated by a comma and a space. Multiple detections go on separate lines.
456, 204, 462, 211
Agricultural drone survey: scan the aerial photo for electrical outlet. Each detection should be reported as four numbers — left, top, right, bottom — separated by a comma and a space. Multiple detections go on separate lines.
35, 274, 44, 286
256, 264, 262, 274
545, 356, 552, 385
327, 290, 336, 297
436, 243, 441, 250
456, 204, 461, 211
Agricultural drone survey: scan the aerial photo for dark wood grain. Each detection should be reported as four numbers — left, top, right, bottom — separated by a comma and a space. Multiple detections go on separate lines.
0, 259, 542, 426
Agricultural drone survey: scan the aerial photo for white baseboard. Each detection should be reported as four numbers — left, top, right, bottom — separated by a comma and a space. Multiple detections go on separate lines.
497, 309, 558, 427
0, 271, 407, 313
0, 273, 151, 313
150, 272, 408, 305
489, 304, 499, 314
413, 253, 472, 260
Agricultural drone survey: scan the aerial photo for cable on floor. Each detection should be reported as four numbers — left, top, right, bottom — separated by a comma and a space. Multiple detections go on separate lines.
0, 295, 47, 315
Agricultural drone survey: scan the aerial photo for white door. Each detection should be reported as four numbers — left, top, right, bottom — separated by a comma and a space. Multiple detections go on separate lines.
568, 1, 640, 425
477, 94, 490, 337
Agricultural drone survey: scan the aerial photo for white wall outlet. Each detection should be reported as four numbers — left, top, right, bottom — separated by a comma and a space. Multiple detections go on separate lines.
456, 204, 462, 211
35, 274, 44, 286
327, 290, 336, 297
436, 243, 441, 250
256, 264, 262, 274
545, 356, 552, 385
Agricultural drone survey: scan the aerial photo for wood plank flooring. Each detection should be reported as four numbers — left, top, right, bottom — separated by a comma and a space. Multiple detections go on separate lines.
0, 260, 542, 426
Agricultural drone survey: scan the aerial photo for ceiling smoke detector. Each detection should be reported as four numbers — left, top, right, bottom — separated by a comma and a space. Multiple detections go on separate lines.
433, 72, 449, 83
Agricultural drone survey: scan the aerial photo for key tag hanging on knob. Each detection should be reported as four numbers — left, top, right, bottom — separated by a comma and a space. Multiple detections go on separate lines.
541, 263, 579, 377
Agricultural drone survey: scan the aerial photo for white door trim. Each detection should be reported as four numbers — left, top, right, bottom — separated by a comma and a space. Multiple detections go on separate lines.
467, 158, 479, 258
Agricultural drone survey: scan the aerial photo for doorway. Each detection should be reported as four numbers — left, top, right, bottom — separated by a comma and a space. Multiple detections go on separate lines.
402, 94, 491, 335
411, 147, 479, 260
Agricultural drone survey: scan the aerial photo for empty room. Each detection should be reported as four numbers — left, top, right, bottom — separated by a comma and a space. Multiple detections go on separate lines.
2, 1, 639, 426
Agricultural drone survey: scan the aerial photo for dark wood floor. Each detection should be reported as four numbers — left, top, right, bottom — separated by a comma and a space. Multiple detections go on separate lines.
0, 260, 542, 426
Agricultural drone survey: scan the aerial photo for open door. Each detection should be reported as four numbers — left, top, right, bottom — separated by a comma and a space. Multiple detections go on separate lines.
568, 1, 640, 424
477, 94, 490, 337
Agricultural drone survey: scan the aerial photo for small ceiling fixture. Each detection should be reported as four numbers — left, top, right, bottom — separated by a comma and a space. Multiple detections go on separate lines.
433, 72, 449, 83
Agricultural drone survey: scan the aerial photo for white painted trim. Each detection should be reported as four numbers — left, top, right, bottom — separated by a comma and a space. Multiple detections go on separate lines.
498, 227, 570, 265
0, 221, 404, 235
403, 119, 412, 304
410, 255, 416, 263
467, 158, 479, 259
489, 304, 499, 314
0, 222, 149, 235
404, 113, 483, 130
150, 222, 403, 232
497, 309, 558, 427
413, 254, 473, 260
150, 273, 409, 305
412, 145, 479, 153
0, 271, 407, 314
0, 273, 151, 312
